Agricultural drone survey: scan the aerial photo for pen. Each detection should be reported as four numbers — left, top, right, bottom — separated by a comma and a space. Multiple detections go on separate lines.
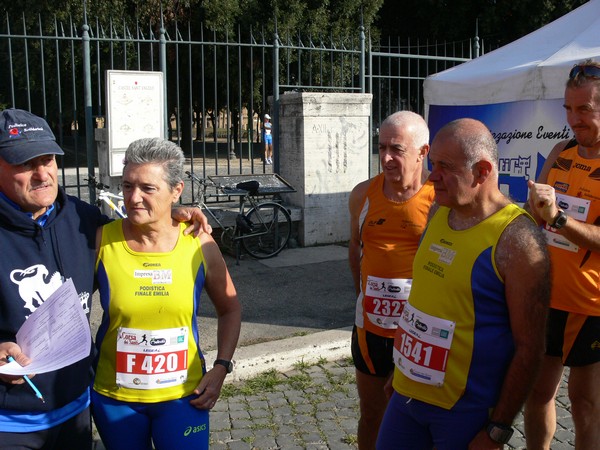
6, 356, 45, 403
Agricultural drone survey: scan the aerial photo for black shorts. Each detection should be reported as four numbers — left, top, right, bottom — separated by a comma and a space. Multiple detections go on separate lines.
546, 308, 600, 367
351, 325, 395, 377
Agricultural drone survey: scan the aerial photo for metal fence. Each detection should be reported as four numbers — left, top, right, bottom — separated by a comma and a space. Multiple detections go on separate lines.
0, 11, 494, 202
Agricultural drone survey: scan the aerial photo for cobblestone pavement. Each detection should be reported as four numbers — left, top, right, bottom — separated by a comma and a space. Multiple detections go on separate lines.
210, 358, 359, 450
93, 359, 574, 450
206, 361, 575, 450
89, 240, 576, 450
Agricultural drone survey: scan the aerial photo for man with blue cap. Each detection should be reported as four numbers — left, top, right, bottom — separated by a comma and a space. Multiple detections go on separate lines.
0, 109, 209, 449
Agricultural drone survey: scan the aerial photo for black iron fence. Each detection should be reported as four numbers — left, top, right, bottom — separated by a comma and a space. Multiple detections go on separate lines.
0, 11, 494, 202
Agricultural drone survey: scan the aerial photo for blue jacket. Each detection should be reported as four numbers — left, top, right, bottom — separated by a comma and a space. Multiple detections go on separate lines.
0, 187, 107, 416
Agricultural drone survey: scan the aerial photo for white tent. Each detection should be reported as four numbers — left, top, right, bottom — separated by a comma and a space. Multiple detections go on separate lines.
424, 0, 600, 106
423, 0, 600, 203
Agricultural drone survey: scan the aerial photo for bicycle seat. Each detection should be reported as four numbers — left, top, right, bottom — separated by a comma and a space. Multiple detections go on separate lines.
236, 180, 260, 195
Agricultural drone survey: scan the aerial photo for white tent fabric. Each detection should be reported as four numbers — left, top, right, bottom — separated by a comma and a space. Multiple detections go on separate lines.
424, 0, 600, 106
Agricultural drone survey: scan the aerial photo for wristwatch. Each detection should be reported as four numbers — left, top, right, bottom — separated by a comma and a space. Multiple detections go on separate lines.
550, 210, 568, 230
214, 359, 234, 374
486, 421, 514, 444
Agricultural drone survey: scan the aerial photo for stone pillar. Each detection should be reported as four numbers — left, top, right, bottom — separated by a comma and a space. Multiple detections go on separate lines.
278, 92, 372, 246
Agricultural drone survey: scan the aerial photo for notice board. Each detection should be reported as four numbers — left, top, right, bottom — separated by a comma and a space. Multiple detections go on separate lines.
106, 70, 164, 176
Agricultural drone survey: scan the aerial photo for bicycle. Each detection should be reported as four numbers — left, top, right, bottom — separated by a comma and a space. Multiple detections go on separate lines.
86, 177, 127, 218
185, 171, 292, 259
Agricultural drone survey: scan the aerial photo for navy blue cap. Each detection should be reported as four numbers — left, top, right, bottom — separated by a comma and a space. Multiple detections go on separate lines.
0, 109, 64, 165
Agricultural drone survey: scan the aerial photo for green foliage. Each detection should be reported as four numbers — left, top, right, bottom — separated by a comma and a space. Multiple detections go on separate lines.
6, 0, 588, 44
199, 0, 385, 41
2, 0, 587, 151
200, 0, 242, 32
376, 0, 588, 46
343, 434, 359, 445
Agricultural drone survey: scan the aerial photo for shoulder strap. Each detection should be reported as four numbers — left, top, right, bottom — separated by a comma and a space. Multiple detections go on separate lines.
562, 138, 578, 152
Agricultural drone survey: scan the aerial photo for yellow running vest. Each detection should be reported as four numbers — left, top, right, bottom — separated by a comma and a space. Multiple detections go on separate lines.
94, 221, 207, 403
392, 204, 527, 410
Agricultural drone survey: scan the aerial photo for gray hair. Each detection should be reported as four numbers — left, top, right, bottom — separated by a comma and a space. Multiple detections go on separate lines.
123, 137, 185, 189
439, 118, 498, 171
381, 111, 430, 149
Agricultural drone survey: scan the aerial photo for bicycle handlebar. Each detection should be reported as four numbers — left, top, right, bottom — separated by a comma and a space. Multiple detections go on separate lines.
85, 177, 110, 191
185, 171, 260, 195
186, 171, 224, 192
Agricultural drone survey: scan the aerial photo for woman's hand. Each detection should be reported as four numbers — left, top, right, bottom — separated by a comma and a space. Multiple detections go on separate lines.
190, 366, 228, 410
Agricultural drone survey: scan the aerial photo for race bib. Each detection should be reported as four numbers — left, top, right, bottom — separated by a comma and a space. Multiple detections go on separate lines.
364, 276, 411, 330
393, 302, 455, 386
116, 326, 189, 390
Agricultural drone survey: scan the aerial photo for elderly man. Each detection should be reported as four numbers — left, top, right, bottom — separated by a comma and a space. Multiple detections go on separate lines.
0, 108, 208, 449
377, 118, 550, 449
348, 111, 434, 449
525, 60, 600, 450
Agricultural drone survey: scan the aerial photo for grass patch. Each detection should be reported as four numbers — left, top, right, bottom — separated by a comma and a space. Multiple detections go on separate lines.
316, 356, 328, 366
214, 359, 358, 448
286, 372, 313, 390
340, 355, 354, 366
219, 358, 356, 400
292, 330, 309, 337
248, 421, 278, 432
219, 369, 284, 398
343, 434, 358, 445
292, 359, 312, 371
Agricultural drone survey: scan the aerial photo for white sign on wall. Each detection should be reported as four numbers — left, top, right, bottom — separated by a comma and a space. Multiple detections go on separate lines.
106, 70, 164, 176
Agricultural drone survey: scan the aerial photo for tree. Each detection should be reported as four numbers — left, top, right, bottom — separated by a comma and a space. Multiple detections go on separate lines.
376, 0, 587, 47
4, 0, 587, 155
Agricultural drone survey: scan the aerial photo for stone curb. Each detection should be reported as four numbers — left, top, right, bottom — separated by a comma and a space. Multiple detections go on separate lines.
204, 326, 352, 383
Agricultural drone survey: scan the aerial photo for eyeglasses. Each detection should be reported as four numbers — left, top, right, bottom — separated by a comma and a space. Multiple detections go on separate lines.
569, 64, 600, 80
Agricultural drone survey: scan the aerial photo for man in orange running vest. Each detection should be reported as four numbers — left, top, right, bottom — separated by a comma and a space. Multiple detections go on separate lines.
348, 111, 434, 449
525, 59, 600, 450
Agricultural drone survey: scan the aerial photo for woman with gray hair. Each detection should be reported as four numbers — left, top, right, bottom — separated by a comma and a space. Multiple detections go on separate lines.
91, 137, 241, 450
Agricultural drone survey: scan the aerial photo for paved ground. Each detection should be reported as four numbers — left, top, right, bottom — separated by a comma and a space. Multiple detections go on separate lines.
91, 245, 575, 450
207, 360, 575, 450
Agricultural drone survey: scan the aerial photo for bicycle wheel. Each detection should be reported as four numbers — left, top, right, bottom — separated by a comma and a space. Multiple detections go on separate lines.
220, 227, 236, 251
242, 202, 291, 259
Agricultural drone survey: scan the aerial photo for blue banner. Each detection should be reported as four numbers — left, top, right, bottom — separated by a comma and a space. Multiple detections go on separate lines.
427, 100, 571, 202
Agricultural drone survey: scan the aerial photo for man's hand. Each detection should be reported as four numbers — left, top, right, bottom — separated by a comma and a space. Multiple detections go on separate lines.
172, 206, 212, 237
0, 342, 31, 384
383, 373, 394, 400
468, 429, 503, 450
527, 180, 558, 224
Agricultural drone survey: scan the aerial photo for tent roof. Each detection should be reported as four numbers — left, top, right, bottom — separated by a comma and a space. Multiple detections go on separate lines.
424, 0, 600, 106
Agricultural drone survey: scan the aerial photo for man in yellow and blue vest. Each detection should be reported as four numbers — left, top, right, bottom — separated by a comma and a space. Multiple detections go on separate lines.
377, 118, 550, 449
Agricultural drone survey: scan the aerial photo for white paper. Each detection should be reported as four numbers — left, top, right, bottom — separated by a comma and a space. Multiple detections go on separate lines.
0, 278, 91, 375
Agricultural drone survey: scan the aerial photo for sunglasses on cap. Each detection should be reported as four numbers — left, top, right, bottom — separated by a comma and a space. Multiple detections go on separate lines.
569, 64, 600, 80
